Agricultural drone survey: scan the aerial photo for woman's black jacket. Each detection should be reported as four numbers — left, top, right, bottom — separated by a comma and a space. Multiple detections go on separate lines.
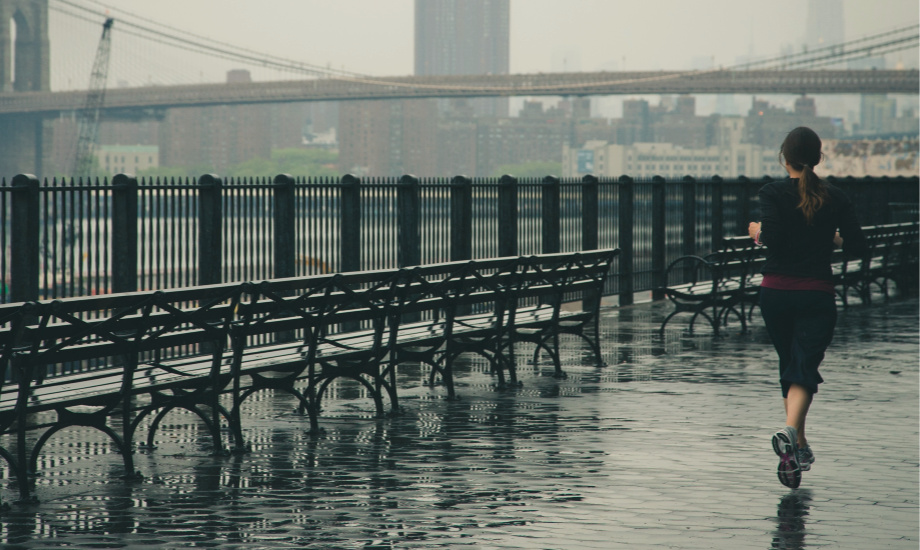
758, 178, 867, 281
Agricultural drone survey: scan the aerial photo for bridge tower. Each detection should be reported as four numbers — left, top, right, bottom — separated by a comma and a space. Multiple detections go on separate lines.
0, 0, 50, 92
0, 0, 51, 178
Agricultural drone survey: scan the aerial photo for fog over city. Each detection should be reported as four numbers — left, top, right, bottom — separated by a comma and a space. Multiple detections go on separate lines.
27, 0, 918, 179
52, 0, 919, 76
46, 0, 919, 120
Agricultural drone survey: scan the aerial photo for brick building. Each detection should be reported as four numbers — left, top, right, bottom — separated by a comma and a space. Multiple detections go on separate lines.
337, 99, 437, 177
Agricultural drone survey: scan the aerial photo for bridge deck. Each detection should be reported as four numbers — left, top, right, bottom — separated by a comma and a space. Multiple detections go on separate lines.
0, 69, 916, 115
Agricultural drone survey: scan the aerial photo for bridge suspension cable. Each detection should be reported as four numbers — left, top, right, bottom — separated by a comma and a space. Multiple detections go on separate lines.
729, 23, 919, 71
50, 0, 370, 80
45, 0, 920, 97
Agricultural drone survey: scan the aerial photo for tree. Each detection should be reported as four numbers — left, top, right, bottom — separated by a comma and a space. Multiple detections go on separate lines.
491, 161, 563, 179
136, 148, 340, 180
138, 163, 214, 180
226, 148, 339, 178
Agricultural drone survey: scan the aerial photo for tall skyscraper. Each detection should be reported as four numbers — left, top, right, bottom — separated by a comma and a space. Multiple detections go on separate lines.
804, 0, 850, 128
415, 0, 510, 117
805, 0, 845, 53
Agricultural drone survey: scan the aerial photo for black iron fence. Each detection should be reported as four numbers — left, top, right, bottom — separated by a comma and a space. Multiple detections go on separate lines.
2, 173, 917, 305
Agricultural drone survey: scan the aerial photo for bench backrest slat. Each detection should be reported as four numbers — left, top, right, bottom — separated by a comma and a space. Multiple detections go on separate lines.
9, 285, 242, 383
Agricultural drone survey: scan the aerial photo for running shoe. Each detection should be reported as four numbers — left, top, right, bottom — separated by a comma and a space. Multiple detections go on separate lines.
772, 426, 801, 488
797, 444, 815, 472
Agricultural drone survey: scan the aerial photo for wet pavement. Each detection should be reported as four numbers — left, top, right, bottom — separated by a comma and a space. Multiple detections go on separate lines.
1, 296, 917, 549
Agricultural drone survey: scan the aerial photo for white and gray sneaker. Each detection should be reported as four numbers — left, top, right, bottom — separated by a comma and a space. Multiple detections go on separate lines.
797, 444, 815, 472
772, 426, 801, 488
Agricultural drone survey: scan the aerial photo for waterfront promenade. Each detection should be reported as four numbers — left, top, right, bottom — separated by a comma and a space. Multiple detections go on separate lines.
0, 296, 916, 549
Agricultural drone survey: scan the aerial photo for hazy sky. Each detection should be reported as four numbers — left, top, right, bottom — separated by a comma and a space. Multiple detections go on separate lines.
42, 0, 917, 122
54, 0, 919, 79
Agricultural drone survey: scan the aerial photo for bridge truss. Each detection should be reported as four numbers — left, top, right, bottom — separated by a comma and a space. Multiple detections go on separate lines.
0, 69, 917, 116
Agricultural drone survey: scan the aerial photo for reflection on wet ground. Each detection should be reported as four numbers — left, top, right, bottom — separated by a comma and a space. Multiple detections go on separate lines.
1, 298, 917, 549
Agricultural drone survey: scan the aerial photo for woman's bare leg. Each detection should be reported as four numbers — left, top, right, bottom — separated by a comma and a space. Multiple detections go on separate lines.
784, 383, 813, 446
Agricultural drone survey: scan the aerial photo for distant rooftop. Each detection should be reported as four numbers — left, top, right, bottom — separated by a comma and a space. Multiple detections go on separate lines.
96, 145, 158, 153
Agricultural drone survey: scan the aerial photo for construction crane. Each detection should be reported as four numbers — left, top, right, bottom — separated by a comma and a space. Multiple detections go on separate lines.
73, 17, 114, 179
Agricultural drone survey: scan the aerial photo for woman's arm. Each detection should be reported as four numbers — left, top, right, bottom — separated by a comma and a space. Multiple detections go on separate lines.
757, 185, 788, 250
838, 195, 867, 257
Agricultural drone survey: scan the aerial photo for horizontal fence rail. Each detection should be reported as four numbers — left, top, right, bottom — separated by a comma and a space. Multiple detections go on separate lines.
2, 173, 917, 304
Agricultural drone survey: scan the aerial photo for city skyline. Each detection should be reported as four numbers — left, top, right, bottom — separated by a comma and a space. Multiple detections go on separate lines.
8, 0, 915, 179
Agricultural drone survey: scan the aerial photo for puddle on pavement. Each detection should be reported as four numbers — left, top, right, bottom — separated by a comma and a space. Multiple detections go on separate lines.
0, 298, 916, 549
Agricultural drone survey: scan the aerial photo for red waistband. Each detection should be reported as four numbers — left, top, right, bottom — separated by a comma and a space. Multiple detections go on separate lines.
761, 273, 835, 295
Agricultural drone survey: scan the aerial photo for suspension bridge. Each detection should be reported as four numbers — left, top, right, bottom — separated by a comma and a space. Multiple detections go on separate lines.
0, 0, 917, 176
1, 69, 918, 116
5, 0, 919, 109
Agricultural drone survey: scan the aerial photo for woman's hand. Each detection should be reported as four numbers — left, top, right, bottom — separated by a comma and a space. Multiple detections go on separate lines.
833, 231, 843, 248
748, 221, 761, 240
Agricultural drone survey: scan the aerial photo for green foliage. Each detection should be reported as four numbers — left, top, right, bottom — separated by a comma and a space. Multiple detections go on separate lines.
227, 148, 339, 178
137, 148, 339, 180
138, 164, 213, 180
225, 157, 275, 178
491, 161, 562, 178
48, 155, 109, 181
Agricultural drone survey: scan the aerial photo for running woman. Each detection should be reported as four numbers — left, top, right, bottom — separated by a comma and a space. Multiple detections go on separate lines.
748, 126, 867, 489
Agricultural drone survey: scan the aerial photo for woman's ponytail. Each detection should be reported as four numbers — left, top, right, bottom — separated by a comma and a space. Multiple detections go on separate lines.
780, 127, 827, 225
796, 163, 826, 225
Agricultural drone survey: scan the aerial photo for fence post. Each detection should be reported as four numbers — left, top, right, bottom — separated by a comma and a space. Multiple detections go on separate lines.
618, 175, 634, 306
198, 174, 222, 286
911, 176, 919, 212
862, 176, 875, 224
273, 174, 296, 280
340, 174, 362, 273
581, 175, 600, 311
398, 174, 421, 268
682, 176, 696, 257
11, 174, 39, 303
111, 174, 138, 294
581, 175, 599, 252
711, 176, 724, 252
542, 175, 560, 254
498, 174, 517, 258
450, 175, 472, 262
842, 176, 859, 222
736, 176, 752, 237
651, 176, 666, 300
879, 176, 892, 224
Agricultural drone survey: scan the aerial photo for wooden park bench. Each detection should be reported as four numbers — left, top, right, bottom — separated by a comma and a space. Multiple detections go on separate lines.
0, 248, 618, 504
658, 222, 918, 335
228, 268, 408, 437
835, 222, 919, 306
656, 238, 757, 336
0, 284, 243, 503
229, 249, 619, 437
